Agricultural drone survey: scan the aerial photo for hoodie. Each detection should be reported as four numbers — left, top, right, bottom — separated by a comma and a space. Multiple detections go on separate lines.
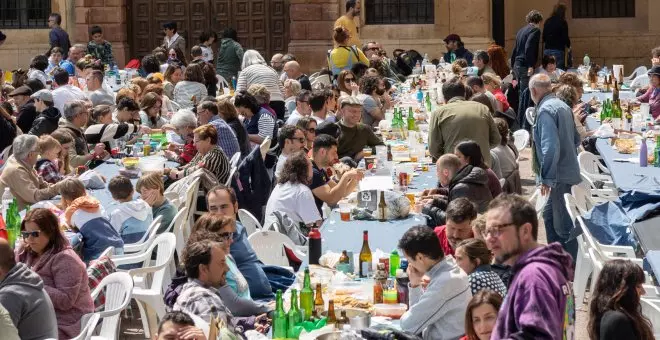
65, 196, 125, 262
0, 263, 58, 340
216, 38, 244, 82
491, 242, 575, 340
448, 165, 493, 213
109, 199, 154, 244
28, 106, 61, 136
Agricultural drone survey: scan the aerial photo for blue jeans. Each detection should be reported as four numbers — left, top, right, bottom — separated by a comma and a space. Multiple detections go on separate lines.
544, 49, 566, 70
542, 183, 577, 261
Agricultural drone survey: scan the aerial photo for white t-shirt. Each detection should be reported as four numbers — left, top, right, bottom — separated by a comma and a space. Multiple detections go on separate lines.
52, 85, 88, 114
265, 182, 321, 225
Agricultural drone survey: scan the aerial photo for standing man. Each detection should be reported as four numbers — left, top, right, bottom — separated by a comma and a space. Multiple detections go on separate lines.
511, 10, 543, 112
530, 74, 580, 259
428, 78, 500, 166
162, 21, 186, 53
47, 13, 71, 58
334, 0, 361, 48
442, 34, 473, 65
486, 194, 575, 339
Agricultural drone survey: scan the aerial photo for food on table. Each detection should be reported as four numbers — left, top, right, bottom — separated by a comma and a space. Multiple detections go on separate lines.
372, 303, 407, 319
333, 295, 373, 310
614, 138, 636, 154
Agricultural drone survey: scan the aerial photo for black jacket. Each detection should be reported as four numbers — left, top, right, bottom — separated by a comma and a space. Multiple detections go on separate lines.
448, 165, 493, 213
231, 146, 274, 223
226, 117, 250, 157
443, 46, 474, 66
422, 197, 448, 227
16, 99, 37, 134
543, 15, 571, 51
0, 115, 17, 152
28, 106, 61, 136
511, 24, 541, 68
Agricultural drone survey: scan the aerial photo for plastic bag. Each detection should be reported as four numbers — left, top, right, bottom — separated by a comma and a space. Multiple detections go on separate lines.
593, 123, 616, 138
79, 170, 106, 189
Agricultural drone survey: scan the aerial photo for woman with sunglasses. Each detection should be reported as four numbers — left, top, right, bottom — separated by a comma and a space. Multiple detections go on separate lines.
296, 116, 317, 152
15, 208, 94, 339
190, 214, 272, 317
337, 69, 359, 97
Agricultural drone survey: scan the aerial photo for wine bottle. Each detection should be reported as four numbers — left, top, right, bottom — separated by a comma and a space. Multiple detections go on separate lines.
359, 230, 372, 278
272, 290, 288, 339
300, 268, 314, 320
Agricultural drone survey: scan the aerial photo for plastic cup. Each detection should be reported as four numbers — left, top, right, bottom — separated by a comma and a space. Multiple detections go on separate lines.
339, 204, 351, 222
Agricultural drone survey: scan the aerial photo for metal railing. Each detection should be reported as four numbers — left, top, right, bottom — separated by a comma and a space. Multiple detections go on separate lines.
365, 0, 434, 25
572, 0, 635, 19
0, 0, 51, 29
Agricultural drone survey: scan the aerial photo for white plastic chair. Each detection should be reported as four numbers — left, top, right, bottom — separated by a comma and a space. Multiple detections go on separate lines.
624, 66, 648, 82
0, 145, 11, 163
631, 73, 650, 90
72, 313, 100, 340
123, 216, 162, 253
167, 207, 189, 273
164, 191, 180, 203
89, 272, 134, 340
182, 177, 201, 239
238, 208, 262, 235
564, 194, 593, 306
311, 74, 331, 88
113, 233, 176, 338
578, 173, 618, 201
525, 107, 535, 126
512, 129, 529, 152
229, 152, 241, 168
248, 230, 306, 267
641, 298, 660, 337
216, 74, 229, 89
578, 151, 614, 186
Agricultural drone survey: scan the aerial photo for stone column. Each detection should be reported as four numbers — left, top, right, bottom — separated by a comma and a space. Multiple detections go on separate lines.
74, 0, 130, 67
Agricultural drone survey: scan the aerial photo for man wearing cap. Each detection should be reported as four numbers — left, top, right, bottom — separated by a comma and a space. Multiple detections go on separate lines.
28, 90, 61, 136
8, 85, 37, 134
337, 96, 383, 160
443, 34, 474, 66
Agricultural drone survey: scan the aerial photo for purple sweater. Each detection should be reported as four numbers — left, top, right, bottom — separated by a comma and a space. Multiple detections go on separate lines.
18, 246, 94, 339
491, 243, 575, 340
637, 86, 660, 119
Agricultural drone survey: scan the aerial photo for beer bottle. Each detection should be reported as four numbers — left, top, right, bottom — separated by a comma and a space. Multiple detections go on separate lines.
378, 191, 387, 222
359, 230, 373, 278
314, 283, 324, 315
387, 145, 393, 161
272, 290, 288, 339
287, 289, 302, 338
327, 299, 337, 327
300, 268, 314, 320
337, 310, 349, 328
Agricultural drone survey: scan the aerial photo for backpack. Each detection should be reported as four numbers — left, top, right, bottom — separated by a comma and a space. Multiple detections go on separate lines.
328, 46, 363, 76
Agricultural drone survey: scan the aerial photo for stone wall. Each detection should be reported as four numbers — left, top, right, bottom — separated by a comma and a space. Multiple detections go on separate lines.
74, 0, 130, 67
287, 0, 341, 74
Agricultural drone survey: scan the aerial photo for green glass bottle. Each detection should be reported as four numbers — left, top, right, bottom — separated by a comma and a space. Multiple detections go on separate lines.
272, 290, 288, 339
299, 268, 314, 320
425, 92, 432, 112
407, 107, 417, 131
655, 136, 660, 168
287, 289, 302, 338
389, 249, 400, 277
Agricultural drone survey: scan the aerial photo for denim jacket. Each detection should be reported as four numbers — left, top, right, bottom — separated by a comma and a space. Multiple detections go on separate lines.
533, 93, 581, 187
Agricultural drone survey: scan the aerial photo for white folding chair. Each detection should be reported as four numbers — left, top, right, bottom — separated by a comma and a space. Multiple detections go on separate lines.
89, 272, 134, 340
238, 208, 262, 235
123, 216, 162, 254
631, 73, 650, 90
248, 230, 306, 268
112, 233, 176, 339
624, 66, 648, 82
72, 313, 100, 340
578, 151, 614, 186
512, 129, 529, 153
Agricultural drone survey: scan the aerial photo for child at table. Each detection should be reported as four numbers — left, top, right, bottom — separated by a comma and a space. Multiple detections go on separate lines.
136, 172, 177, 234
107, 175, 153, 244
36, 135, 65, 184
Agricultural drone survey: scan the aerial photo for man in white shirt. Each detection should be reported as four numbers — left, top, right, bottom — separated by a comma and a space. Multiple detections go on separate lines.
85, 70, 114, 107
275, 125, 306, 178
51, 68, 88, 114
309, 88, 335, 124
285, 90, 312, 125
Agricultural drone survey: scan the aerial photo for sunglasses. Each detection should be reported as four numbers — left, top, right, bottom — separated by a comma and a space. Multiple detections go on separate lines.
21, 230, 41, 239
344, 78, 355, 82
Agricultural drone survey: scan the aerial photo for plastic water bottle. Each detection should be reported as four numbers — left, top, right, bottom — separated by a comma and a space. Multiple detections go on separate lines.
1, 188, 12, 221
113, 65, 121, 86
640, 138, 648, 167
583, 54, 590, 67
416, 87, 424, 103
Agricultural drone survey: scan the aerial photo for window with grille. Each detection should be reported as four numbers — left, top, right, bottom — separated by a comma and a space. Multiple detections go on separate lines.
365, 0, 434, 25
0, 0, 51, 29
572, 0, 635, 18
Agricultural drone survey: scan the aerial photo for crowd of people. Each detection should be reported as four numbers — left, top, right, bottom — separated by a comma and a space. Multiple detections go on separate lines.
0, 2, 658, 339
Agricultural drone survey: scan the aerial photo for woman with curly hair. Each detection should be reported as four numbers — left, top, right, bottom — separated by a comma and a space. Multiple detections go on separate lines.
588, 259, 654, 340
486, 44, 511, 80
264, 151, 322, 226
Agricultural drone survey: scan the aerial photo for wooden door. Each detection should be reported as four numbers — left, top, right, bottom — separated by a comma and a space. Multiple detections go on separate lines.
130, 0, 289, 62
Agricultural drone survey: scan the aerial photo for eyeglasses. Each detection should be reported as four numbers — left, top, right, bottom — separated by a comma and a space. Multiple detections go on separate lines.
218, 231, 233, 241
307, 128, 316, 133
21, 230, 41, 239
484, 223, 516, 237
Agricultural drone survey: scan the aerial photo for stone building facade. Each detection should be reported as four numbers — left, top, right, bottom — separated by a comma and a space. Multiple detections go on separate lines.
1, 0, 659, 75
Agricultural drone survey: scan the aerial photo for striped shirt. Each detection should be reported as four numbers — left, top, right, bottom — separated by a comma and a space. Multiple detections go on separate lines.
182, 146, 230, 184
236, 64, 285, 101
173, 80, 207, 109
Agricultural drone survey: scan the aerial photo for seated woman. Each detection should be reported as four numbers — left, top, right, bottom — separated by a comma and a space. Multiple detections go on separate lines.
16, 208, 94, 339
588, 259, 654, 340
248, 84, 277, 118
139, 92, 168, 128
460, 290, 503, 340
454, 239, 507, 297
136, 172, 178, 234
490, 118, 518, 180
481, 73, 510, 113
337, 70, 359, 97
284, 79, 302, 118
636, 66, 660, 121
173, 63, 207, 110
454, 140, 502, 198
234, 90, 277, 145
536, 54, 564, 82
190, 214, 272, 317
60, 178, 124, 262
163, 109, 197, 165
217, 95, 251, 157
0, 135, 63, 210
265, 151, 322, 226
165, 124, 230, 184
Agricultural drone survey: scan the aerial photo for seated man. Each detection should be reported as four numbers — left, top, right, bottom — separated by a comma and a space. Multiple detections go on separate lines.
274, 125, 306, 178
155, 311, 206, 340
437, 154, 492, 213
309, 134, 364, 216
0, 239, 58, 340
285, 90, 312, 126
59, 100, 108, 168
174, 239, 267, 335
207, 185, 274, 299
108, 175, 154, 244
433, 197, 477, 256
337, 96, 383, 160
398, 226, 470, 339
